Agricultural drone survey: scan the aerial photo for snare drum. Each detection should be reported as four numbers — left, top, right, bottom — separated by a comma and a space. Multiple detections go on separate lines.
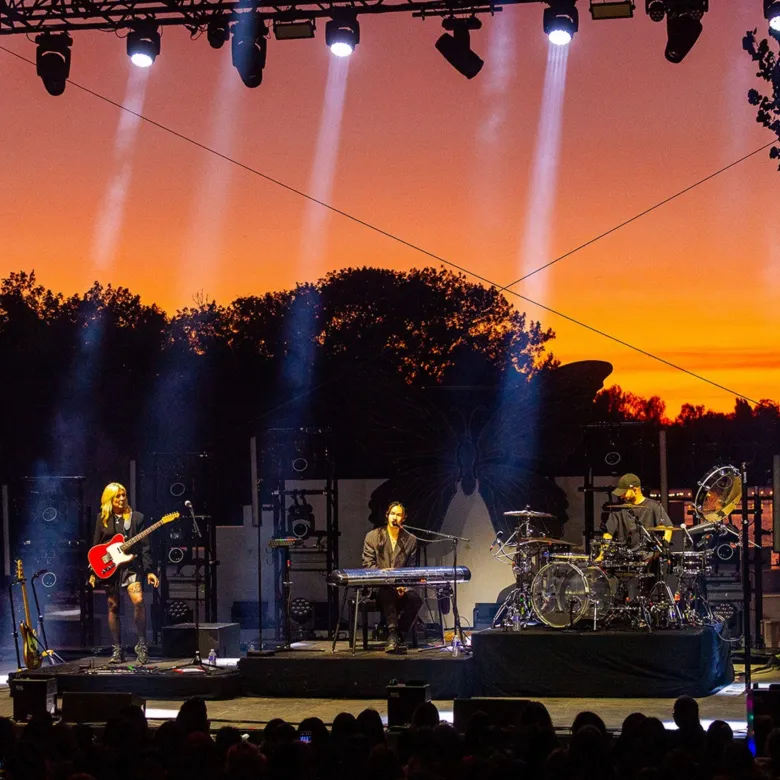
670, 550, 712, 577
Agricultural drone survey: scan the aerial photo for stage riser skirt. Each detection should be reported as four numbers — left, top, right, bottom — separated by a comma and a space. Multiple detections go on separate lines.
470, 626, 733, 698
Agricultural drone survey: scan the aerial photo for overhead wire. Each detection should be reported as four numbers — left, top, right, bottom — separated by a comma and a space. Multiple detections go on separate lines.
0, 43, 771, 405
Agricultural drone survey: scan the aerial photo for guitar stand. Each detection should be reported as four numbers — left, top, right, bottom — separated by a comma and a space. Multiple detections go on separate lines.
30, 574, 65, 665
7, 581, 23, 671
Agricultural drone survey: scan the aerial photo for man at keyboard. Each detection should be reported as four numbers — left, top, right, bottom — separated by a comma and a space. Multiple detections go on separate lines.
362, 502, 423, 653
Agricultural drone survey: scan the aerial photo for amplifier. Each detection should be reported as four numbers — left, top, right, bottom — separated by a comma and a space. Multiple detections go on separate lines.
387, 682, 431, 728
473, 603, 500, 629
10, 677, 57, 721
707, 577, 744, 639
162, 622, 240, 657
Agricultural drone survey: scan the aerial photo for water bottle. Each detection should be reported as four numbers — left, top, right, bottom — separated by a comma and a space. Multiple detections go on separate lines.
208, 648, 217, 666
451, 635, 461, 658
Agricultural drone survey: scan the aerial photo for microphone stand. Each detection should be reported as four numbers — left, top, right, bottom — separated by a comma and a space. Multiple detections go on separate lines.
30, 571, 64, 665
175, 503, 210, 672
402, 524, 470, 647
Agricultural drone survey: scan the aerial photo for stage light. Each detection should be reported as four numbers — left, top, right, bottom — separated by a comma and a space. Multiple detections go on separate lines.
325, 14, 359, 57
589, 1, 634, 19
291, 597, 313, 623
544, 1, 579, 45
664, 1, 707, 64
646, 0, 665, 21
207, 16, 230, 49
127, 24, 161, 68
766, 0, 780, 32
435, 18, 483, 79
273, 20, 316, 40
232, 15, 267, 88
35, 32, 72, 96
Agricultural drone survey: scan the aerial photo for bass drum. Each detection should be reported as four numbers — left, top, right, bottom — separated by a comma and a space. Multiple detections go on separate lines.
531, 562, 614, 629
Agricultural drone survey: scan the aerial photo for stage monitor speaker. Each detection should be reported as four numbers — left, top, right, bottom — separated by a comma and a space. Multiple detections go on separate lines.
387, 682, 431, 728
162, 622, 241, 657
473, 603, 500, 629
61, 691, 146, 723
10, 676, 57, 721
453, 697, 531, 732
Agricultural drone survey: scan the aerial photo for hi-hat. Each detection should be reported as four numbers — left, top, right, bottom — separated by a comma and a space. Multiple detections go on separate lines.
603, 504, 653, 511
504, 509, 555, 518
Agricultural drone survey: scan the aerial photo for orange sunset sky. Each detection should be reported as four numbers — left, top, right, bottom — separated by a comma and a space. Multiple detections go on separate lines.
1, 2, 778, 416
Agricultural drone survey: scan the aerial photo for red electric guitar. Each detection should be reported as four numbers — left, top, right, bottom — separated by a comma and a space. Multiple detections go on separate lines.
88, 511, 180, 579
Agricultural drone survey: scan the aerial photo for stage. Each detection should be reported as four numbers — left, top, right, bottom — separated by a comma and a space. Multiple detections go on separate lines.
5, 624, 734, 707
7, 656, 242, 700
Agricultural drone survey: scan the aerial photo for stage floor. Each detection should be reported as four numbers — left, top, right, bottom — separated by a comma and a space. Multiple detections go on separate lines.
0, 665, 772, 735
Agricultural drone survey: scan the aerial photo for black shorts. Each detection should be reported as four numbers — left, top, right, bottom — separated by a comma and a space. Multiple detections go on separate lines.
103, 568, 140, 599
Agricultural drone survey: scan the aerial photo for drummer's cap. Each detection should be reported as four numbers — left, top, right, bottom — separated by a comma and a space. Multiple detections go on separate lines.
613, 473, 641, 496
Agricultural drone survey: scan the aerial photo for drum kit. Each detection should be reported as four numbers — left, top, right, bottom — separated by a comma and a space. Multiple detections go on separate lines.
490, 465, 744, 633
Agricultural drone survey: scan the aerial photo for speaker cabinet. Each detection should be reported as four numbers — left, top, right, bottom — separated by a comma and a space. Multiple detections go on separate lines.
161, 622, 240, 657
10, 676, 57, 721
387, 682, 431, 728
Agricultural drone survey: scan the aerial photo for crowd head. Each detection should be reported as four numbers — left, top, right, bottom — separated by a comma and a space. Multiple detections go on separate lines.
0, 695, 771, 780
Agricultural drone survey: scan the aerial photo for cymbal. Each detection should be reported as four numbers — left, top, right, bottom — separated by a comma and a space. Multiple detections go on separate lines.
504, 510, 555, 518
646, 525, 682, 532
516, 537, 576, 546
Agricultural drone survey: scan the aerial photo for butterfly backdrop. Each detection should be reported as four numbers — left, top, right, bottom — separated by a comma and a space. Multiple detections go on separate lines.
325, 360, 613, 535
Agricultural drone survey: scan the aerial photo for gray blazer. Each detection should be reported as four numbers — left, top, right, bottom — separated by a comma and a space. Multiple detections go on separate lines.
362, 526, 417, 570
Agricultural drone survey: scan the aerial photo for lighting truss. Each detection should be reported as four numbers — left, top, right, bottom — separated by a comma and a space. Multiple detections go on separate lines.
1, 0, 536, 36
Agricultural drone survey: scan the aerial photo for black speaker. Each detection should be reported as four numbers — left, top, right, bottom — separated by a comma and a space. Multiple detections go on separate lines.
473, 603, 500, 629
708, 576, 744, 639
61, 692, 145, 723
752, 687, 780, 727
162, 622, 240, 657
585, 422, 659, 482
453, 697, 531, 732
153, 453, 211, 515
10, 676, 57, 721
773, 455, 780, 554
387, 682, 431, 727
260, 430, 329, 480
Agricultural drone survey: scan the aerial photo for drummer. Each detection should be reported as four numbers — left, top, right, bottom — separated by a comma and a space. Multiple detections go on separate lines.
603, 473, 673, 550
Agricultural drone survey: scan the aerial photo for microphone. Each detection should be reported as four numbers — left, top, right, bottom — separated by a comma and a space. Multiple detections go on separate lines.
32, 569, 49, 579
680, 522, 695, 546
490, 531, 504, 552
184, 500, 192, 509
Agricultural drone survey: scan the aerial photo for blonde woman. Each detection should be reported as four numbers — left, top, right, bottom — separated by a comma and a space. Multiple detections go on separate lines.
88, 483, 159, 664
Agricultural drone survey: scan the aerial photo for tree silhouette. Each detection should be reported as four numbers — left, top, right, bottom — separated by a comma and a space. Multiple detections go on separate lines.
744, 28, 780, 169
